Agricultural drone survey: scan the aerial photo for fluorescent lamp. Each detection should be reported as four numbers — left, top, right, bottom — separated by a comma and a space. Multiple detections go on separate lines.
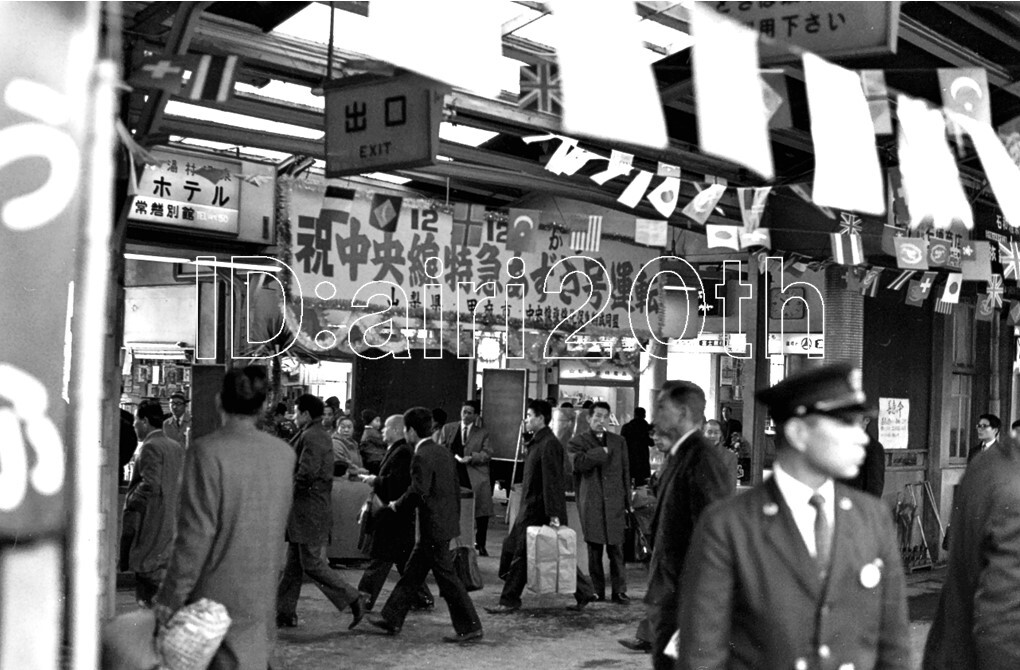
165, 101, 325, 140
124, 253, 282, 273
361, 172, 412, 185
440, 123, 498, 147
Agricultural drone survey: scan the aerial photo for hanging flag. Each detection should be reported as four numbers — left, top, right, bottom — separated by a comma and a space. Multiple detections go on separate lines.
635, 219, 668, 248
905, 280, 926, 307
919, 271, 938, 297
948, 112, 1020, 230
738, 187, 771, 231
183, 55, 240, 103
839, 212, 863, 236
369, 193, 403, 233
544, 137, 580, 175
647, 176, 681, 218
682, 184, 726, 225
590, 150, 633, 185
987, 274, 1005, 309
935, 299, 955, 315
830, 232, 864, 266
558, 147, 598, 176
1000, 241, 1020, 280
937, 68, 991, 126
129, 55, 188, 94
887, 270, 916, 291
947, 243, 963, 270
760, 72, 792, 129
859, 70, 892, 135
617, 170, 653, 208
861, 267, 883, 297
961, 241, 993, 282
692, 4, 773, 179
803, 54, 884, 215
886, 168, 910, 229
506, 209, 541, 253
894, 237, 930, 270
844, 267, 864, 292
452, 202, 485, 246
549, 0, 667, 148
569, 215, 602, 252
941, 272, 963, 304
976, 295, 995, 321
320, 180, 355, 220
705, 225, 741, 250
897, 95, 973, 230
657, 162, 681, 178
519, 61, 563, 115
928, 237, 951, 268
740, 228, 772, 249
1008, 300, 1020, 325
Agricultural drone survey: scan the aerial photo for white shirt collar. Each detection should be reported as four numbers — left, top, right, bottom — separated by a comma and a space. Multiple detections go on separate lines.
772, 462, 835, 559
415, 437, 429, 451
669, 427, 700, 456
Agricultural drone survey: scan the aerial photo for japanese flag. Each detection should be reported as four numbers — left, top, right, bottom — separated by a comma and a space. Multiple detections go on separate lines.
941, 273, 963, 304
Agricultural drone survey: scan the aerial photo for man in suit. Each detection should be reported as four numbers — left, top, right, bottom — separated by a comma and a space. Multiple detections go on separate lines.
923, 435, 1020, 670
153, 366, 295, 670
123, 398, 186, 607
643, 381, 734, 670
162, 391, 191, 449
620, 407, 653, 486
367, 407, 483, 643
437, 399, 493, 555
569, 400, 631, 604
276, 394, 364, 629
487, 399, 597, 613
356, 414, 434, 611
968, 413, 1001, 464
704, 418, 740, 484
677, 364, 911, 670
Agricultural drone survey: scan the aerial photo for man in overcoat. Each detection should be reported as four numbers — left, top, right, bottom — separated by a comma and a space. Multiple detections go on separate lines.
643, 381, 734, 670
356, 414, 434, 611
677, 364, 911, 670
367, 407, 483, 643
923, 435, 1020, 669
276, 394, 364, 629
154, 366, 294, 670
437, 399, 494, 555
124, 398, 185, 607
568, 400, 631, 603
487, 399, 596, 613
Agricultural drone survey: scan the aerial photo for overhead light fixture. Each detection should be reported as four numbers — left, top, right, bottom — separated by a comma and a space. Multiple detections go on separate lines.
124, 253, 283, 273
361, 172, 412, 185
439, 123, 498, 148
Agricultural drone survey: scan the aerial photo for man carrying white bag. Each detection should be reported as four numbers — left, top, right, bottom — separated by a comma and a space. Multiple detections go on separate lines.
487, 400, 597, 613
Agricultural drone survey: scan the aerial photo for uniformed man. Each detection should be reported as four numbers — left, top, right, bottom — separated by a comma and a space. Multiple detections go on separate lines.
676, 363, 911, 670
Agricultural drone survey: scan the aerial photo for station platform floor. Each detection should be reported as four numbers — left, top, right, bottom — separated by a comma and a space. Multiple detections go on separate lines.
113, 514, 945, 670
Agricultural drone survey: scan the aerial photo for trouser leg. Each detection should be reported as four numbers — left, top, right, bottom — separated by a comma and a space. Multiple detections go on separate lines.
498, 544, 528, 608
648, 595, 678, 670
607, 543, 627, 596
380, 542, 433, 629
586, 542, 606, 599
276, 542, 304, 617
428, 539, 482, 635
474, 515, 489, 552
356, 558, 394, 610
298, 543, 359, 612
395, 554, 435, 605
134, 570, 162, 607
574, 568, 595, 604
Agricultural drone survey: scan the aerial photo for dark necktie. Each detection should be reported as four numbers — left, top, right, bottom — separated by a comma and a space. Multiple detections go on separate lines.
463, 425, 469, 445
809, 492, 831, 577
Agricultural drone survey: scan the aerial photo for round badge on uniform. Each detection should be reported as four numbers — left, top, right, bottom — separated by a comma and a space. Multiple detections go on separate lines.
860, 562, 881, 589
763, 503, 779, 516
839, 497, 853, 511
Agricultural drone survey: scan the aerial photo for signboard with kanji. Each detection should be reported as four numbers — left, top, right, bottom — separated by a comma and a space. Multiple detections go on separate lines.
129, 149, 241, 234
324, 74, 443, 176
707, 1, 901, 62
879, 397, 909, 449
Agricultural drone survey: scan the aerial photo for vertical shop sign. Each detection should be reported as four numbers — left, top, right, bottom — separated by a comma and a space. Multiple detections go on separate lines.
878, 397, 909, 449
324, 74, 443, 176
0, 2, 96, 537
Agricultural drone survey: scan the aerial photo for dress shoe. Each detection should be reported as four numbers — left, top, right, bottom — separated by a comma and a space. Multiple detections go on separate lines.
367, 615, 400, 635
611, 593, 631, 605
618, 638, 652, 653
476, 546, 489, 557
443, 628, 483, 644
275, 613, 298, 628
411, 598, 435, 611
484, 603, 520, 614
359, 592, 374, 612
348, 595, 365, 630
567, 596, 597, 611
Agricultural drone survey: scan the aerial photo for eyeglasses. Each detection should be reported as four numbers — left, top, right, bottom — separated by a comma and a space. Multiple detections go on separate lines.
976, 423, 992, 429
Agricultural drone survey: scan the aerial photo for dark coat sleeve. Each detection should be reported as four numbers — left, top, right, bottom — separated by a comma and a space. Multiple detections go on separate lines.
374, 446, 412, 505
569, 433, 608, 474
393, 449, 428, 514
541, 438, 568, 520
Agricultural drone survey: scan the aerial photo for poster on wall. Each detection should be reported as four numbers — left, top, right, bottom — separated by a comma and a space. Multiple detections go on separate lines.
878, 397, 909, 449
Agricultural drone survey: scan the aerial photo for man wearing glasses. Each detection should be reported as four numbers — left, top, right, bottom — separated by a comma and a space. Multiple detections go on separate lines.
969, 414, 1001, 464
164, 392, 191, 450
676, 364, 911, 670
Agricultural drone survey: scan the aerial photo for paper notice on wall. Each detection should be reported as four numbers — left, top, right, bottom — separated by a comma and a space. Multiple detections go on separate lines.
878, 397, 909, 449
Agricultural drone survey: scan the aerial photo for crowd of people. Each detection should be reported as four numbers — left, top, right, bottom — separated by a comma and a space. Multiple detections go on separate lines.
111, 361, 1020, 669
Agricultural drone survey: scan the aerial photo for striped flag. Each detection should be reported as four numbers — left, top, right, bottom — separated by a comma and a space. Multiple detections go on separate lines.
934, 299, 954, 315
861, 267, 883, 297
887, 270, 915, 291
830, 232, 864, 265
184, 55, 240, 103
320, 180, 354, 222
570, 215, 602, 252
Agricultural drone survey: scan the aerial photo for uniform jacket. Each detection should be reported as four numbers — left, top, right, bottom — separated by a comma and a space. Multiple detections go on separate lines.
678, 477, 911, 670
923, 439, 1020, 670
438, 420, 493, 517
368, 438, 416, 563
393, 438, 461, 544
155, 421, 295, 670
645, 430, 734, 611
568, 429, 630, 545
124, 429, 185, 574
286, 423, 335, 545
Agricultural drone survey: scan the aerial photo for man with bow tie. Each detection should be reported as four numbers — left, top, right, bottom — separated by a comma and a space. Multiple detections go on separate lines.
676, 364, 911, 670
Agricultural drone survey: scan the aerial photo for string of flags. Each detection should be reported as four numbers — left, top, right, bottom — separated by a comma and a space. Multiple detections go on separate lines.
128, 54, 241, 103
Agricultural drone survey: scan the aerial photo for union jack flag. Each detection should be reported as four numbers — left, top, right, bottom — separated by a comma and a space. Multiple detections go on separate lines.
987, 274, 1004, 309
518, 61, 562, 115
839, 212, 863, 236
999, 241, 1020, 280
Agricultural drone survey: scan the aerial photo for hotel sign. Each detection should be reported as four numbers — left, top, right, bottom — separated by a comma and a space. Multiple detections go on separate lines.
129, 149, 240, 235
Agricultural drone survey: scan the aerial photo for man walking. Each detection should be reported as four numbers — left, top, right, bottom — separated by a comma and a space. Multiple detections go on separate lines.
569, 401, 631, 604
645, 381, 734, 670
677, 365, 911, 670
367, 407, 483, 643
437, 400, 493, 555
357, 414, 434, 611
154, 366, 295, 670
620, 407, 653, 486
123, 398, 185, 607
276, 394, 364, 629
487, 399, 597, 614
